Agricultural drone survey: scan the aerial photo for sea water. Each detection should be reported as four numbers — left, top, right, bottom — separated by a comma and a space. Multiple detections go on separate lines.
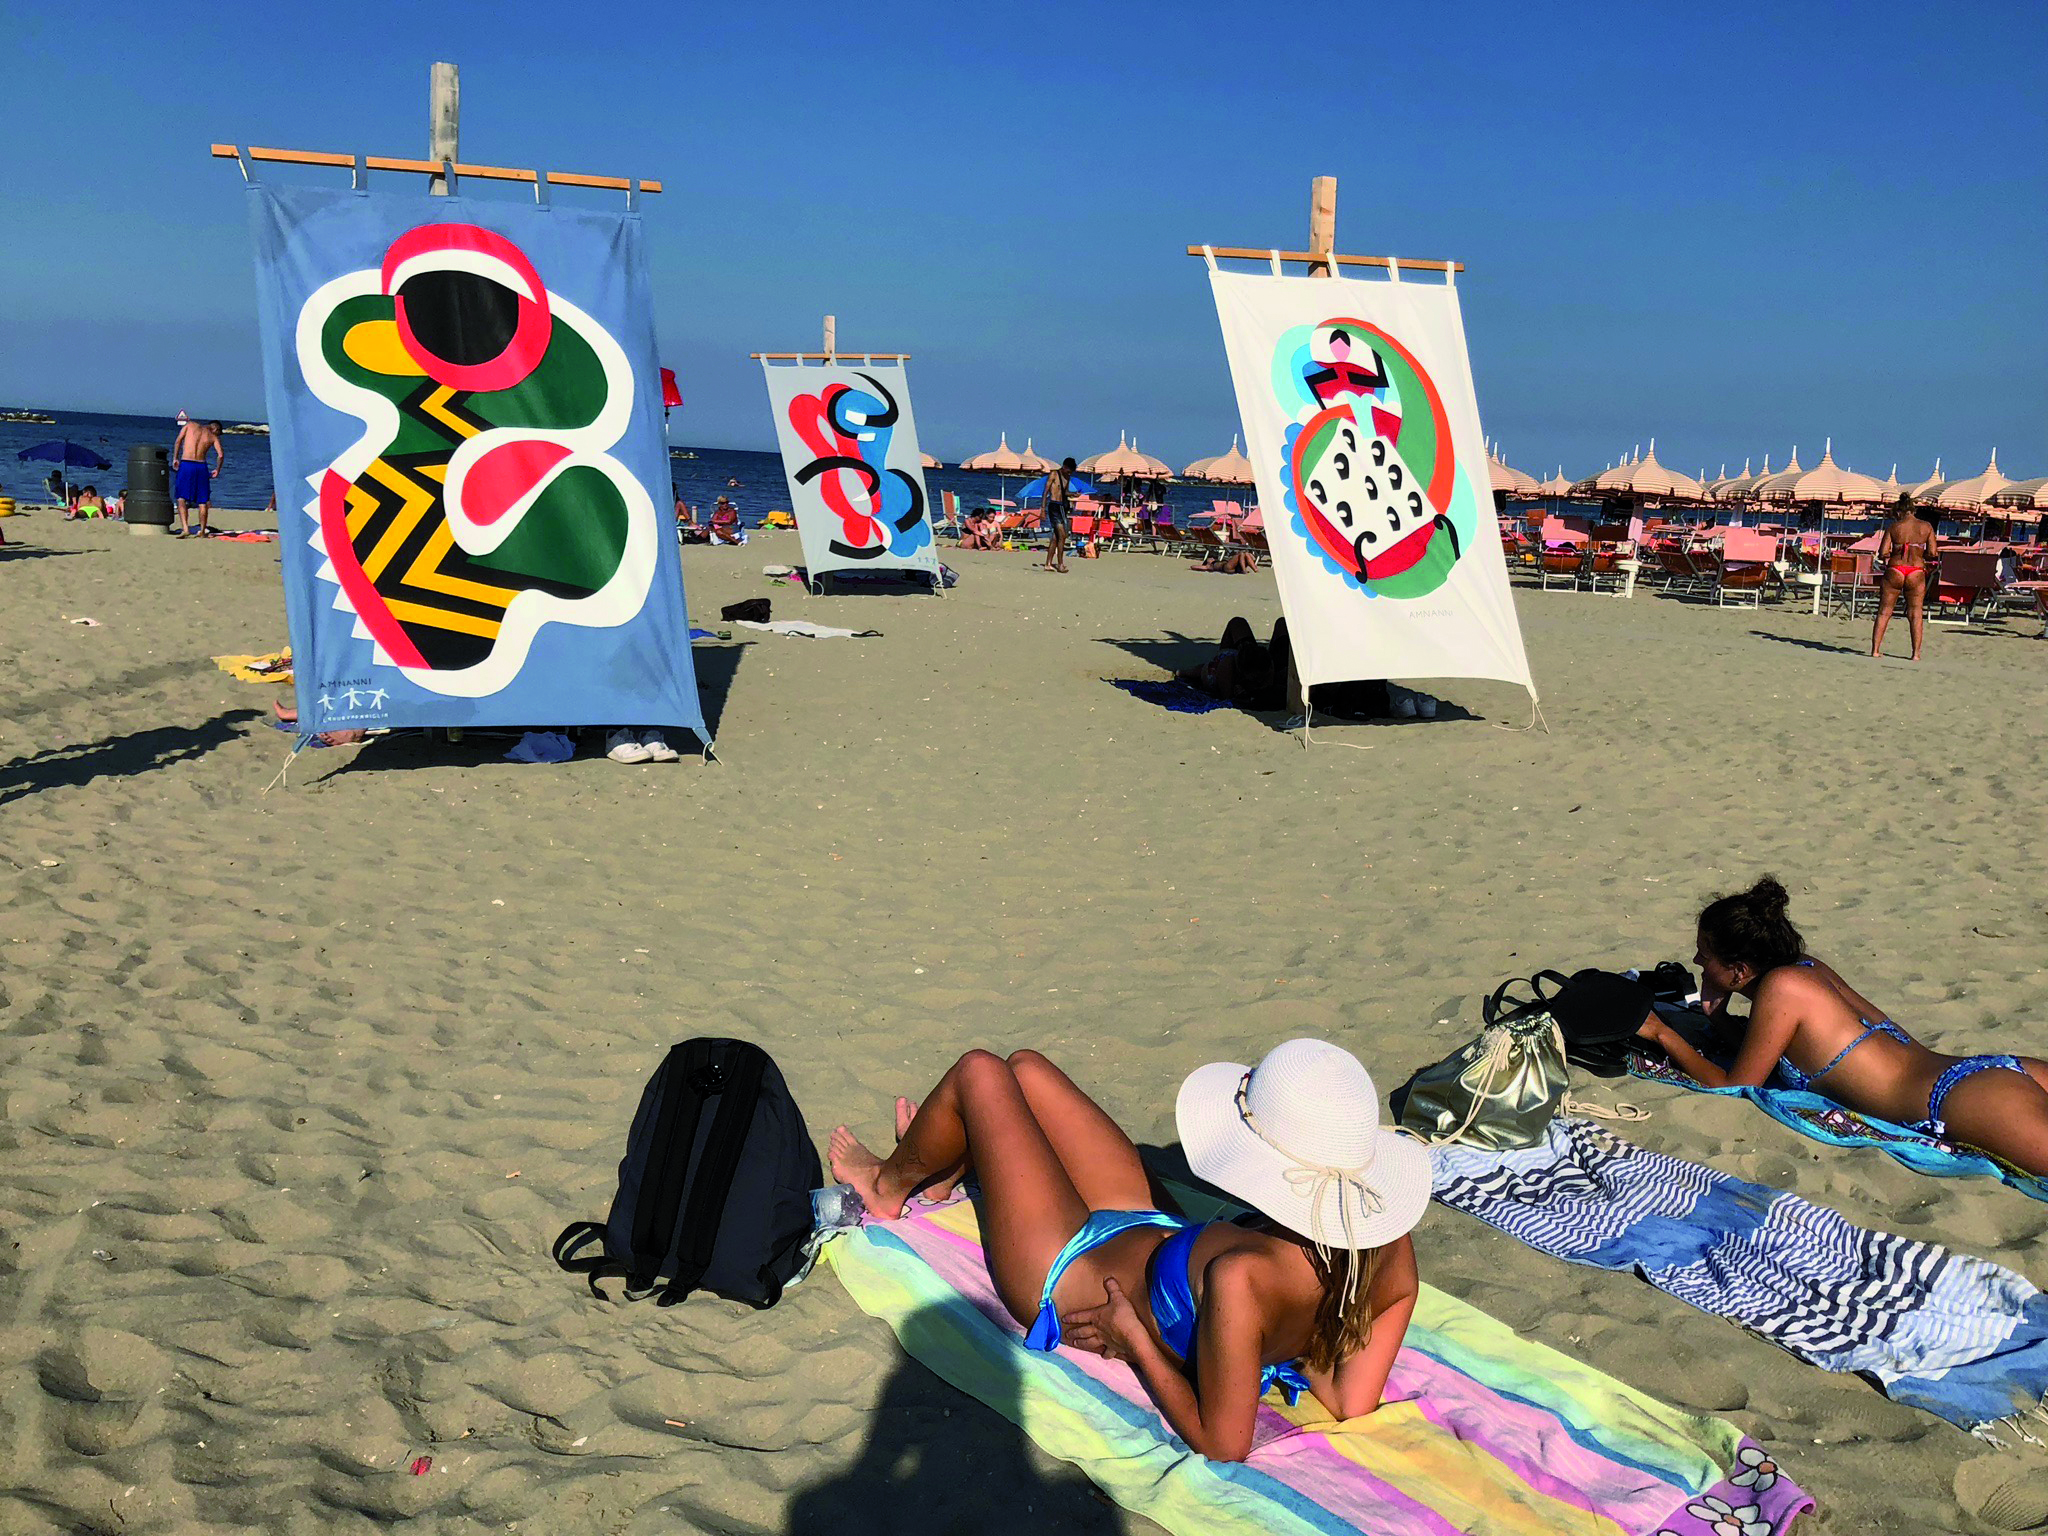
0, 407, 1222, 527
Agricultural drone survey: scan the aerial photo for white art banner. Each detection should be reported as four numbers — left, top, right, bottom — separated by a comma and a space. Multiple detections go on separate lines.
759, 359, 940, 582
1207, 268, 1534, 698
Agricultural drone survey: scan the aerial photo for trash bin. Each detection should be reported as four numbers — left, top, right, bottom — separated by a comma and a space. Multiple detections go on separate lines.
127, 444, 172, 535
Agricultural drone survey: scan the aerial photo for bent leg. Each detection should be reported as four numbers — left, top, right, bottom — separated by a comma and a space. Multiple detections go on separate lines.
832, 1050, 1088, 1323
1007, 1050, 1155, 1211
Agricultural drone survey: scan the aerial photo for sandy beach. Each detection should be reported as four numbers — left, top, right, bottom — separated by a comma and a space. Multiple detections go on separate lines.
5, 508, 2047, 1534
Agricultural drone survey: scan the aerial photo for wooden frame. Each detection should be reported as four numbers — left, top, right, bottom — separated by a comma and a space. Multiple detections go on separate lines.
210, 144, 660, 194
750, 352, 909, 363
1186, 245, 1462, 274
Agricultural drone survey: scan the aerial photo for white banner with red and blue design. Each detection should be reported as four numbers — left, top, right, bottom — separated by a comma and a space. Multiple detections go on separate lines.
1208, 267, 1533, 698
759, 359, 939, 583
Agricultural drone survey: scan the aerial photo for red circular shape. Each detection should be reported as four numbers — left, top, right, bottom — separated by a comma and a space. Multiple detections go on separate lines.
382, 223, 551, 393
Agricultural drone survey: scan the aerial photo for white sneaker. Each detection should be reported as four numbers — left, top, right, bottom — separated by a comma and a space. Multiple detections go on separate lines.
606, 728, 651, 763
639, 729, 680, 762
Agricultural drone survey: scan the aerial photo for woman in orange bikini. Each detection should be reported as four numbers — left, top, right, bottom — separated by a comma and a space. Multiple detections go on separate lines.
1870, 495, 1938, 659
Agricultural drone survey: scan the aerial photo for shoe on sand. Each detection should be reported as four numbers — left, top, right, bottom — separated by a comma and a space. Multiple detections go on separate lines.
639, 729, 680, 763
606, 728, 651, 764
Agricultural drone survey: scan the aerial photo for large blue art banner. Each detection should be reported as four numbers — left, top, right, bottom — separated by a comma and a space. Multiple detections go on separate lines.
246, 184, 703, 738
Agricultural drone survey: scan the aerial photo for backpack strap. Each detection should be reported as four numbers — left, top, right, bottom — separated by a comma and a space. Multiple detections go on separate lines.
627, 1042, 721, 1291
553, 1220, 637, 1301
657, 1044, 767, 1307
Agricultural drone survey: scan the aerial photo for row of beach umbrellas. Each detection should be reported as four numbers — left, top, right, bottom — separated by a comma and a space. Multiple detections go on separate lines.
952, 430, 1255, 485
1486, 438, 2041, 513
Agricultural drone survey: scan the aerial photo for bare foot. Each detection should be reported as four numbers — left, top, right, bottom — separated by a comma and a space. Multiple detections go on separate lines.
829, 1126, 902, 1219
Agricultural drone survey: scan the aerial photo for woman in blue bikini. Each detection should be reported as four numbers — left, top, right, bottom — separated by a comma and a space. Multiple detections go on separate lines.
829, 1039, 1429, 1462
1635, 877, 2048, 1171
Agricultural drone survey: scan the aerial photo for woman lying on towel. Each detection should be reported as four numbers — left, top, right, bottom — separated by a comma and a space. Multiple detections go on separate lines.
1637, 876, 2048, 1171
830, 1040, 1426, 1461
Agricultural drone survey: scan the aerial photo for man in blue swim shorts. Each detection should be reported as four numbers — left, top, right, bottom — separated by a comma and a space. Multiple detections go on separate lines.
173, 416, 225, 537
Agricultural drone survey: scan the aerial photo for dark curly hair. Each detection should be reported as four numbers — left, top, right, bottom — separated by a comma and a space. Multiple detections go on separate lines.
1697, 876, 1805, 975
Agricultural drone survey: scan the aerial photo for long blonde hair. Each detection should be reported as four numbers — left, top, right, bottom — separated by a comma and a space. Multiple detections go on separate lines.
1302, 1242, 1384, 1373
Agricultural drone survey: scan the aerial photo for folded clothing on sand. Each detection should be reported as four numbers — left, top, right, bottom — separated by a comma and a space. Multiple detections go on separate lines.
1431, 1117, 2048, 1434
1631, 1049, 2048, 1205
827, 1187, 1812, 1536
213, 650, 293, 684
734, 619, 880, 639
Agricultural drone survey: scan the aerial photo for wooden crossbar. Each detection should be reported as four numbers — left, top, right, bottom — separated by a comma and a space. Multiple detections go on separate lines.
1187, 244, 1462, 274
210, 144, 661, 194
750, 352, 910, 362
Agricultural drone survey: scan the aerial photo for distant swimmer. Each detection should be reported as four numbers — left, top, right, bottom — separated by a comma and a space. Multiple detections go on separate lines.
1870, 494, 1937, 660
173, 416, 225, 537
727, 476, 742, 487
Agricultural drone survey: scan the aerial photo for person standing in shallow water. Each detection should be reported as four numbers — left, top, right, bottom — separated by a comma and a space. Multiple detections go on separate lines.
1870, 494, 1937, 660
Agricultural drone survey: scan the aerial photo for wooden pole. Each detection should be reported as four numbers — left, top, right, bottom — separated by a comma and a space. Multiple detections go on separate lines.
822, 315, 836, 360
1285, 175, 1340, 716
429, 61, 459, 196
1307, 175, 1337, 278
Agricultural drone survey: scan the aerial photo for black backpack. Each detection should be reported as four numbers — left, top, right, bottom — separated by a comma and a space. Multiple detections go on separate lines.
553, 1038, 821, 1309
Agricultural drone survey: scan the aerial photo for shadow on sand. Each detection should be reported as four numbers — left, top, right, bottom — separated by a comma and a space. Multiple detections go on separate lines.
0, 709, 262, 806
1747, 630, 1869, 656
1097, 635, 1481, 730
302, 643, 746, 778
784, 1303, 1119, 1536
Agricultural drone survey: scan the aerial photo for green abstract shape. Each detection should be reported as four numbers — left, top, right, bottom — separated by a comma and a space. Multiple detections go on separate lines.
467, 465, 627, 593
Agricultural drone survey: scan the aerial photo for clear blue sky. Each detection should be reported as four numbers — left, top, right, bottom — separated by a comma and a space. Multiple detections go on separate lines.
3, 0, 2041, 480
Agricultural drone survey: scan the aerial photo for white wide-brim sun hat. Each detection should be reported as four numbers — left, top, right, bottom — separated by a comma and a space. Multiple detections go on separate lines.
1177, 1038, 1430, 1252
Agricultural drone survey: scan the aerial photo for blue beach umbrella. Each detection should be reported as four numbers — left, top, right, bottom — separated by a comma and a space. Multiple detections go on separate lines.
17, 440, 112, 471
1016, 473, 1097, 504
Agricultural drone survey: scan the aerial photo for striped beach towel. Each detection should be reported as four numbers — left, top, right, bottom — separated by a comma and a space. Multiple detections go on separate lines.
827, 1191, 1812, 1535
1431, 1117, 2048, 1434
1630, 1053, 2048, 1205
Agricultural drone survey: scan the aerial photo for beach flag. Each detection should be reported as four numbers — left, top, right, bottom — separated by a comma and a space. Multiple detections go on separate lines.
660, 367, 682, 408
243, 184, 703, 740
758, 358, 940, 584
1207, 267, 1535, 700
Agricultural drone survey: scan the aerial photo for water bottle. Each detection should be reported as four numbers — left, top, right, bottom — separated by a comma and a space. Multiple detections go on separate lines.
811, 1183, 866, 1234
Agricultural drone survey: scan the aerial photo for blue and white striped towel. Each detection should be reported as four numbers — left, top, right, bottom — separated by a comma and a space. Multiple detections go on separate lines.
1431, 1117, 2048, 1431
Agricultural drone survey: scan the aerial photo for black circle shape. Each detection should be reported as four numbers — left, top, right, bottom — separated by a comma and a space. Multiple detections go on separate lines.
395, 268, 522, 370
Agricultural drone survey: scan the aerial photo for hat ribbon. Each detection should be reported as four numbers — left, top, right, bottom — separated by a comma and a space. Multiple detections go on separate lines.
1236, 1070, 1384, 1312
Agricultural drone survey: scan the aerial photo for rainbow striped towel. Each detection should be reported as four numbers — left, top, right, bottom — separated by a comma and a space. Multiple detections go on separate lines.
827, 1192, 1813, 1536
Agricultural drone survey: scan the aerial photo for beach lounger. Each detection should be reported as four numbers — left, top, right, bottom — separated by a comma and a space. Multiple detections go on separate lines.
1928, 548, 2004, 626
1824, 550, 1878, 618
1714, 529, 1777, 607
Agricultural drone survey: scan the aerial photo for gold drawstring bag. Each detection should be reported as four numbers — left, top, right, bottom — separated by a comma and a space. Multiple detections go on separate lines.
1393, 974, 1574, 1151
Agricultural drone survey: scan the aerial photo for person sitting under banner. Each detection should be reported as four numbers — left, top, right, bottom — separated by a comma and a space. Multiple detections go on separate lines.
1177, 617, 1396, 719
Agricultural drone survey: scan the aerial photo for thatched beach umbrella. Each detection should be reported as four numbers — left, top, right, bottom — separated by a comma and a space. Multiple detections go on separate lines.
1928, 451, 2009, 512
1759, 440, 1884, 505
1988, 475, 2047, 512
1084, 431, 1153, 481
1485, 441, 1539, 495
1013, 438, 1054, 475
1902, 459, 1946, 500
1585, 441, 1703, 501
920, 451, 943, 469
1535, 466, 1573, 497
1183, 435, 1255, 484
961, 434, 1027, 472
